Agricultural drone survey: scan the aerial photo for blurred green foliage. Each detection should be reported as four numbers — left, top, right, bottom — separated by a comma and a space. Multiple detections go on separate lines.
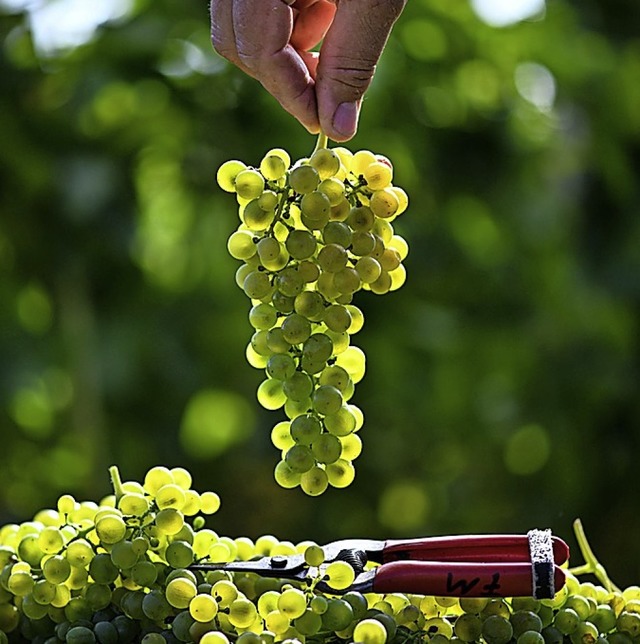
1, 0, 638, 586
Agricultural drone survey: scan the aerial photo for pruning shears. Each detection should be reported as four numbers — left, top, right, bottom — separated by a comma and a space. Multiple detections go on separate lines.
192, 529, 569, 599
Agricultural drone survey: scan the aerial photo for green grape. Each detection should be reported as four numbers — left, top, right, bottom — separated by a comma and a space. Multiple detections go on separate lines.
370, 269, 392, 295
118, 492, 150, 517
155, 508, 185, 535
189, 593, 218, 623
339, 433, 362, 460
311, 434, 342, 464
85, 583, 112, 611
511, 611, 544, 637
483, 615, 515, 644
303, 333, 334, 363
200, 491, 221, 514
310, 147, 341, 179
165, 577, 197, 609
260, 153, 288, 180
8, 570, 34, 596
301, 190, 332, 221
591, 604, 617, 633
570, 621, 599, 644
17, 535, 44, 567
324, 405, 357, 436
355, 256, 382, 283
370, 187, 399, 219
32, 578, 56, 605
285, 229, 317, 260
541, 626, 564, 644
131, 560, 158, 587
294, 291, 325, 320
333, 267, 361, 294
289, 164, 320, 194
323, 304, 351, 332
291, 414, 323, 445
297, 259, 320, 283
301, 467, 329, 496
242, 198, 275, 231
0, 603, 20, 633
271, 421, 294, 450
363, 160, 393, 189
285, 445, 315, 473
243, 270, 272, 300
265, 327, 290, 353
348, 205, 375, 232
312, 385, 343, 416
295, 608, 323, 636
519, 631, 546, 644
258, 189, 279, 212
37, 527, 64, 555
321, 598, 354, 631
283, 371, 314, 402
317, 177, 345, 206
617, 612, 640, 637
336, 346, 366, 383
326, 459, 356, 488
304, 544, 325, 567
42, 554, 71, 584
274, 461, 301, 489
317, 243, 348, 273
318, 365, 351, 391
65, 625, 96, 644
216, 159, 247, 192
554, 608, 581, 635
257, 378, 287, 410
249, 303, 278, 330
280, 313, 312, 344
266, 609, 291, 634
278, 588, 307, 619
271, 289, 295, 313
165, 541, 194, 569
322, 221, 352, 248
275, 267, 304, 297
234, 169, 265, 200
110, 540, 138, 570
257, 236, 281, 264
354, 618, 388, 644
324, 561, 356, 591
266, 353, 297, 381
89, 554, 119, 585
211, 579, 238, 607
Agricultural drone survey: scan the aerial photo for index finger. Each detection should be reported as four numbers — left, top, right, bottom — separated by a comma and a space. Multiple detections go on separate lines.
219, 0, 321, 133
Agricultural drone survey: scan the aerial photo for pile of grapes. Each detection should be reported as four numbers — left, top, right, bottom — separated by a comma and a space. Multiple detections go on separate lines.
1, 466, 639, 644
217, 139, 410, 495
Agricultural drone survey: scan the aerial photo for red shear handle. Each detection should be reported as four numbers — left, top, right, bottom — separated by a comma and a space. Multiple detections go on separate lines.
383, 535, 570, 564
372, 561, 566, 598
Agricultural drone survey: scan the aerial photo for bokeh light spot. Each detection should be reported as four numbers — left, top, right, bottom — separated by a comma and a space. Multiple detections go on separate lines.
180, 389, 255, 459
504, 424, 550, 475
378, 481, 430, 532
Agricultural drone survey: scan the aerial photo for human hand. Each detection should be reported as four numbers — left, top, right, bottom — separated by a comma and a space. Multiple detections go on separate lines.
210, 0, 406, 141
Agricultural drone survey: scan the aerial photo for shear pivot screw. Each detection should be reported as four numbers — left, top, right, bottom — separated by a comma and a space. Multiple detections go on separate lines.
269, 556, 288, 569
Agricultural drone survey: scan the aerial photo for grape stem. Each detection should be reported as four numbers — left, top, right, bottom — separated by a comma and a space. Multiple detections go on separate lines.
109, 464, 126, 505
569, 518, 619, 592
313, 132, 329, 154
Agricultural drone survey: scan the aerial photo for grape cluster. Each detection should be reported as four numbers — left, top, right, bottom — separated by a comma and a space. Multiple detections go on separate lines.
217, 142, 410, 495
2, 467, 639, 644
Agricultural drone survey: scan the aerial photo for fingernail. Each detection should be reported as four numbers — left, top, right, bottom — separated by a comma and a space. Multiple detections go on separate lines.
332, 101, 359, 139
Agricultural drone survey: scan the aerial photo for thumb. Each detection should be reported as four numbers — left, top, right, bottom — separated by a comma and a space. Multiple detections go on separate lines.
315, 0, 406, 141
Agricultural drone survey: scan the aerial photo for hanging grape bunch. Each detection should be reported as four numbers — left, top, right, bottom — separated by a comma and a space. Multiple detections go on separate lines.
217, 136, 410, 496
